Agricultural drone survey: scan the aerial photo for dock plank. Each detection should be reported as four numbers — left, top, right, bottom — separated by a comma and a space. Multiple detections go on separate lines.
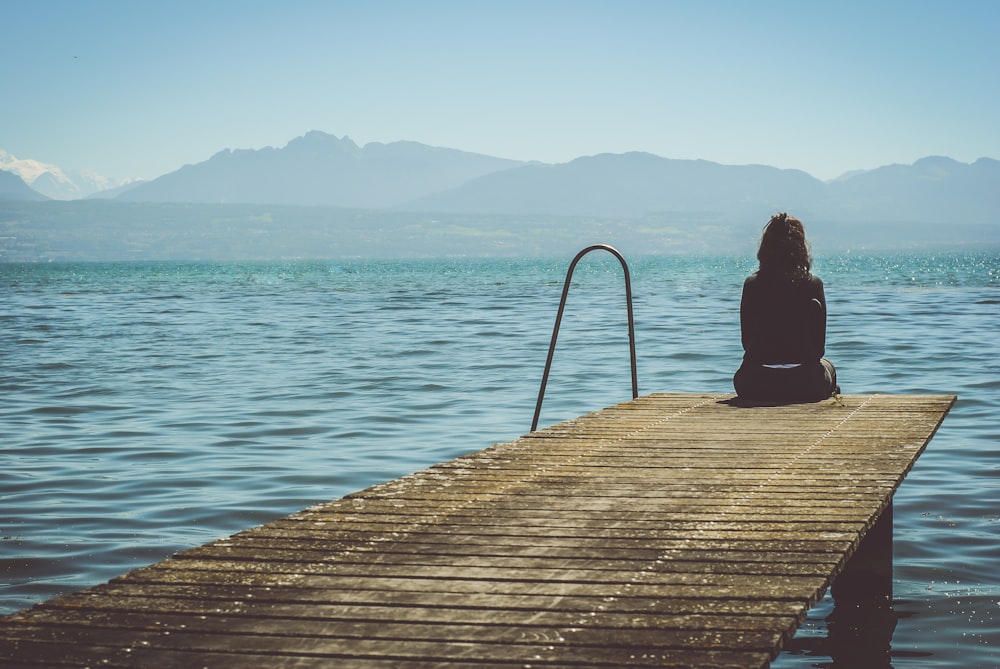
0, 393, 954, 668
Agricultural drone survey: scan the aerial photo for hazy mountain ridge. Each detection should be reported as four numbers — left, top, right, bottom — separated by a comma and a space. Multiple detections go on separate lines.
0, 170, 48, 202
111, 134, 1000, 224
2, 132, 997, 226
2, 132, 997, 261
117, 131, 525, 208
0, 149, 136, 200
404, 152, 999, 224
403, 152, 828, 219
823, 155, 1000, 223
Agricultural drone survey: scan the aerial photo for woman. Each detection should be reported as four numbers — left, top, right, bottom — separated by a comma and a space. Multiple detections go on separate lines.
734, 213, 838, 402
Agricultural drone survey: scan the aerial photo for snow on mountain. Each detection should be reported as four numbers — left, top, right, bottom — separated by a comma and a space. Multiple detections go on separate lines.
0, 149, 133, 199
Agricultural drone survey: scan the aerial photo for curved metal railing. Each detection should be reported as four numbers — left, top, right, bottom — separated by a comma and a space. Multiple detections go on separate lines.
531, 244, 638, 432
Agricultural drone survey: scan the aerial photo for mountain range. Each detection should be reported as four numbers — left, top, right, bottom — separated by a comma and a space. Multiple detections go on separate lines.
0, 149, 137, 200
2, 131, 997, 225
2, 131, 998, 261
0, 169, 48, 202
407, 153, 1000, 225
115, 131, 523, 208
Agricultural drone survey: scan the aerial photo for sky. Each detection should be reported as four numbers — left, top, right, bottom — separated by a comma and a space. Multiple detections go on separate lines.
2, 0, 998, 183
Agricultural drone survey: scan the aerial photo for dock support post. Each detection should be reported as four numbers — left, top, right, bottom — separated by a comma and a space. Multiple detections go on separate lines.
828, 501, 897, 665
833, 502, 893, 603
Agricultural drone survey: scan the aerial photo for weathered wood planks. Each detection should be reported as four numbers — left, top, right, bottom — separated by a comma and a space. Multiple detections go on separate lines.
0, 393, 955, 668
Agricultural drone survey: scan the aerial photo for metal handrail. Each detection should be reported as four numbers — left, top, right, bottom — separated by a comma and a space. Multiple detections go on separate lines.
531, 244, 638, 432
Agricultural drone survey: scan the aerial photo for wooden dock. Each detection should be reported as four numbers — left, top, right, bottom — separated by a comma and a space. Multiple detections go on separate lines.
0, 392, 954, 668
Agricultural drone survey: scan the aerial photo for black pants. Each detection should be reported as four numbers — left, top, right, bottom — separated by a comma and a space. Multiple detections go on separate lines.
733, 359, 838, 402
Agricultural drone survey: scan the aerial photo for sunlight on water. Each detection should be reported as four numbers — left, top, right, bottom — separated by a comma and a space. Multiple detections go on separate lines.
1, 251, 998, 666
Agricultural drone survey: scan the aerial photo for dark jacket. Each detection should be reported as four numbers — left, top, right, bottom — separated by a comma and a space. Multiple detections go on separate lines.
740, 272, 826, 365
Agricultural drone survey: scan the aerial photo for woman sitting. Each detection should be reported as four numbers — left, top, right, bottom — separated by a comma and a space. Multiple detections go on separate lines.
734, 212, 838, 402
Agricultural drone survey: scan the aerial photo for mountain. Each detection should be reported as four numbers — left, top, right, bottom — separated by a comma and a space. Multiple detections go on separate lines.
3, 133, 996, 262
405, 153, 998, 224
0, 149, 130, 199
0, 169, 48, 201
823, 156, 1000, 223
115, 134, 998, 225
118, 131, 525, 208
402, 152, 826, 219
29, 170, 87, 199
86, 180, 146, 199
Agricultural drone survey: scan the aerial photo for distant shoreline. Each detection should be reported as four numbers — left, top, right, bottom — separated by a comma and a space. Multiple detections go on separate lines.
1, 201, 997, 263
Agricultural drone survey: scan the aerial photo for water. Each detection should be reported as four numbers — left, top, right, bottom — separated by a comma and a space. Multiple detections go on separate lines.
1, 251, 998, 667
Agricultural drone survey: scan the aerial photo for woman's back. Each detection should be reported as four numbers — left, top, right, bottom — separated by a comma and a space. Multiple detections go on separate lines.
740, 272, 826, 365
734, 213, 837, 402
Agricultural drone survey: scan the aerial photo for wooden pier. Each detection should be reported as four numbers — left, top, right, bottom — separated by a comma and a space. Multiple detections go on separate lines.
0, 392, 954, 668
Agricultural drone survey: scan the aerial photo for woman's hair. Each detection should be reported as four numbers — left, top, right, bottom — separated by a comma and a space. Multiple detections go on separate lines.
757, 212, 812, 281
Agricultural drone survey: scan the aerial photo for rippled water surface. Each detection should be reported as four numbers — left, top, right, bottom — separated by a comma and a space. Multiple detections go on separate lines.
2, 252, 998, 667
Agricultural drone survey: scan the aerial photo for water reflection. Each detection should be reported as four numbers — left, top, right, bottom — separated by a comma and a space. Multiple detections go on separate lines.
779, 506, 905, 668
783, 597, 904, 669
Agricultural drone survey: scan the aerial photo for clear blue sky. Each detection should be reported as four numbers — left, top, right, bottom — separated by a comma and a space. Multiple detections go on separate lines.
2, 0, 998, 182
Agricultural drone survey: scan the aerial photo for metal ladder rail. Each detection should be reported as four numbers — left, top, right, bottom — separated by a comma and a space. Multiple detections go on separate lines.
531, 244, 638, 432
